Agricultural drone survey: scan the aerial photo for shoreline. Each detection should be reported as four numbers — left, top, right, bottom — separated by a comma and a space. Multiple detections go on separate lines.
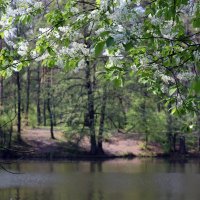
1, 128, 199, 161
1, 149, 200, 161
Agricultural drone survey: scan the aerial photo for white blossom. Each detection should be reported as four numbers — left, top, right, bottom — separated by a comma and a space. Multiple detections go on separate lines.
74, 59, 86, 73
160, 21, 177, 39
88, 10, 98, 19
150, 16, 160, 26
117, 25, 124, 32
39, 28, 51, 34
95, 28, 106, 35
71, 7, 79, 14
34, 2, 43, 9
35, 52, 49, 61
4, 28, 17, 46
131, 64, 138, 72
17, 41, 29, 56
177, 72, 194, 81
53, 31, 60, 39
76, 14, 85, 21
58, 26, 70, 33
161, 74, 175, 84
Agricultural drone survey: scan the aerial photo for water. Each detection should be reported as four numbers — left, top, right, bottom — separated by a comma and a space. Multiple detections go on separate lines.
0, 159, 200, 200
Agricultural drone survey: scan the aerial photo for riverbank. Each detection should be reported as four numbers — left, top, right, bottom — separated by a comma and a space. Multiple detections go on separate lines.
1, 127, 199, 160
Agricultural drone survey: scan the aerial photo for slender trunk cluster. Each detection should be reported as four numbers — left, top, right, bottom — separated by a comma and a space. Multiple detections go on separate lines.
141, 86, 148, 147
97, 86, 107, 154
25, 67, 30, 126
37, 65, 41, 126
47, 69, 55, 139
0, 77, 3, 113
16, 72, 21, 142
85, 61, 96, 154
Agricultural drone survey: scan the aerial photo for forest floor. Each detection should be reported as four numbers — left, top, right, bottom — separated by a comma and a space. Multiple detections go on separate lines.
3, 127, 164, 159
6, 127, 163, 159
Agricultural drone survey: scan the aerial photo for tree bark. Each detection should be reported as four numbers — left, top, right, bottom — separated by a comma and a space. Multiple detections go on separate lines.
53, 104, 57, 126
8, 124, 13, 148
25, 67, 30, 126
167, 103, 173, 152
97, 87, 107, 154
85, 61, 97, 154
16, 72, 22, 142
47, 91, 55, 139
179, 136, 187, 154
196, 111, 200, 151
42, 67, 47, 127
118, 95, 127, 129
0, 77, 3, 113
43, 100, 47, 126
0, 39, 3, 113
141, 86, 148, 147
47, 70, 55, 139
198, 136, 200, 152
36, 65, 41, 126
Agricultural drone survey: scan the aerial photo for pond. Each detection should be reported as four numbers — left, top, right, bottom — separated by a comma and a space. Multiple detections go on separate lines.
0, 159, 200, 200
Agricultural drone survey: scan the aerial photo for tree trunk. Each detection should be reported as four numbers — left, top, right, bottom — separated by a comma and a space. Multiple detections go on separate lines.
16, 72, 21, 142
47, 92, 55, 139
85, 61, 96, 154
47, 71, 55, 140
36, 66, 41, 126
172, 133, 177, 152
167, 103, 173, 152
8, 124, 13, 148
179, 136, 187, 154
118, 94, 127, 129
0, 39, 3, 113
43, 100, 47, 126
25, 67, 30, 126
42, 67, 47, 127
97, 87, 107, 155
53, 104, 57, 126
0, 77, 3, 113
141, 86, 148, 147
198, 137, 200, 152
196, 111, 200, 151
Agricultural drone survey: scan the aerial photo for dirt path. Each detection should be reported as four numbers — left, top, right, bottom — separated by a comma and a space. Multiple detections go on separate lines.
22, 128, 68, 153
21, 128, 163, 158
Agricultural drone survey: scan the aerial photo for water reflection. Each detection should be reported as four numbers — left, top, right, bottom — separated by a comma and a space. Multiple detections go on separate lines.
1, 159, 200, 200
87, 162, 104, 200
89, 161, 103, 173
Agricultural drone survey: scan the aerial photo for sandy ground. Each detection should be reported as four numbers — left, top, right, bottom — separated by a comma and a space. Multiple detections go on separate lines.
21, 128, 163, 157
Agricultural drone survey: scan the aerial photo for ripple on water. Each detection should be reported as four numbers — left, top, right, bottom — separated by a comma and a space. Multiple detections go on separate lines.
0, 172, 62, 188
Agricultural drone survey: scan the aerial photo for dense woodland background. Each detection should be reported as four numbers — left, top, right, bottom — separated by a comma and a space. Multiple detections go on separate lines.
0, 0, 199, 156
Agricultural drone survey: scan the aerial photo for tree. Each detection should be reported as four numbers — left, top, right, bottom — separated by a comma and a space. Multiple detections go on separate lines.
25, 67, 30, 126
16, 71, 21, 142
0, 0, 199, 154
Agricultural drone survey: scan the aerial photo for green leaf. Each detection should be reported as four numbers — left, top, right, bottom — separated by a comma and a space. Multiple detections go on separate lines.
124, 42, 133, 51
99, 31, 110, 37
192, 17, 200, 28
191, 78, 200, 93
113, 76, 123, 87
169, 87, 177, 96
96, 0, 100, 6
47, 47, 55, 56
45, 9, 64, 27
0, 31, 4, 39
17, 63, 23, 71
95, 41, 105, 57
106, 37, 115, 47
171, 107, 178, 115
19, 14, 31, 25
181, 0, 188, 5
0, 70, 7, 77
